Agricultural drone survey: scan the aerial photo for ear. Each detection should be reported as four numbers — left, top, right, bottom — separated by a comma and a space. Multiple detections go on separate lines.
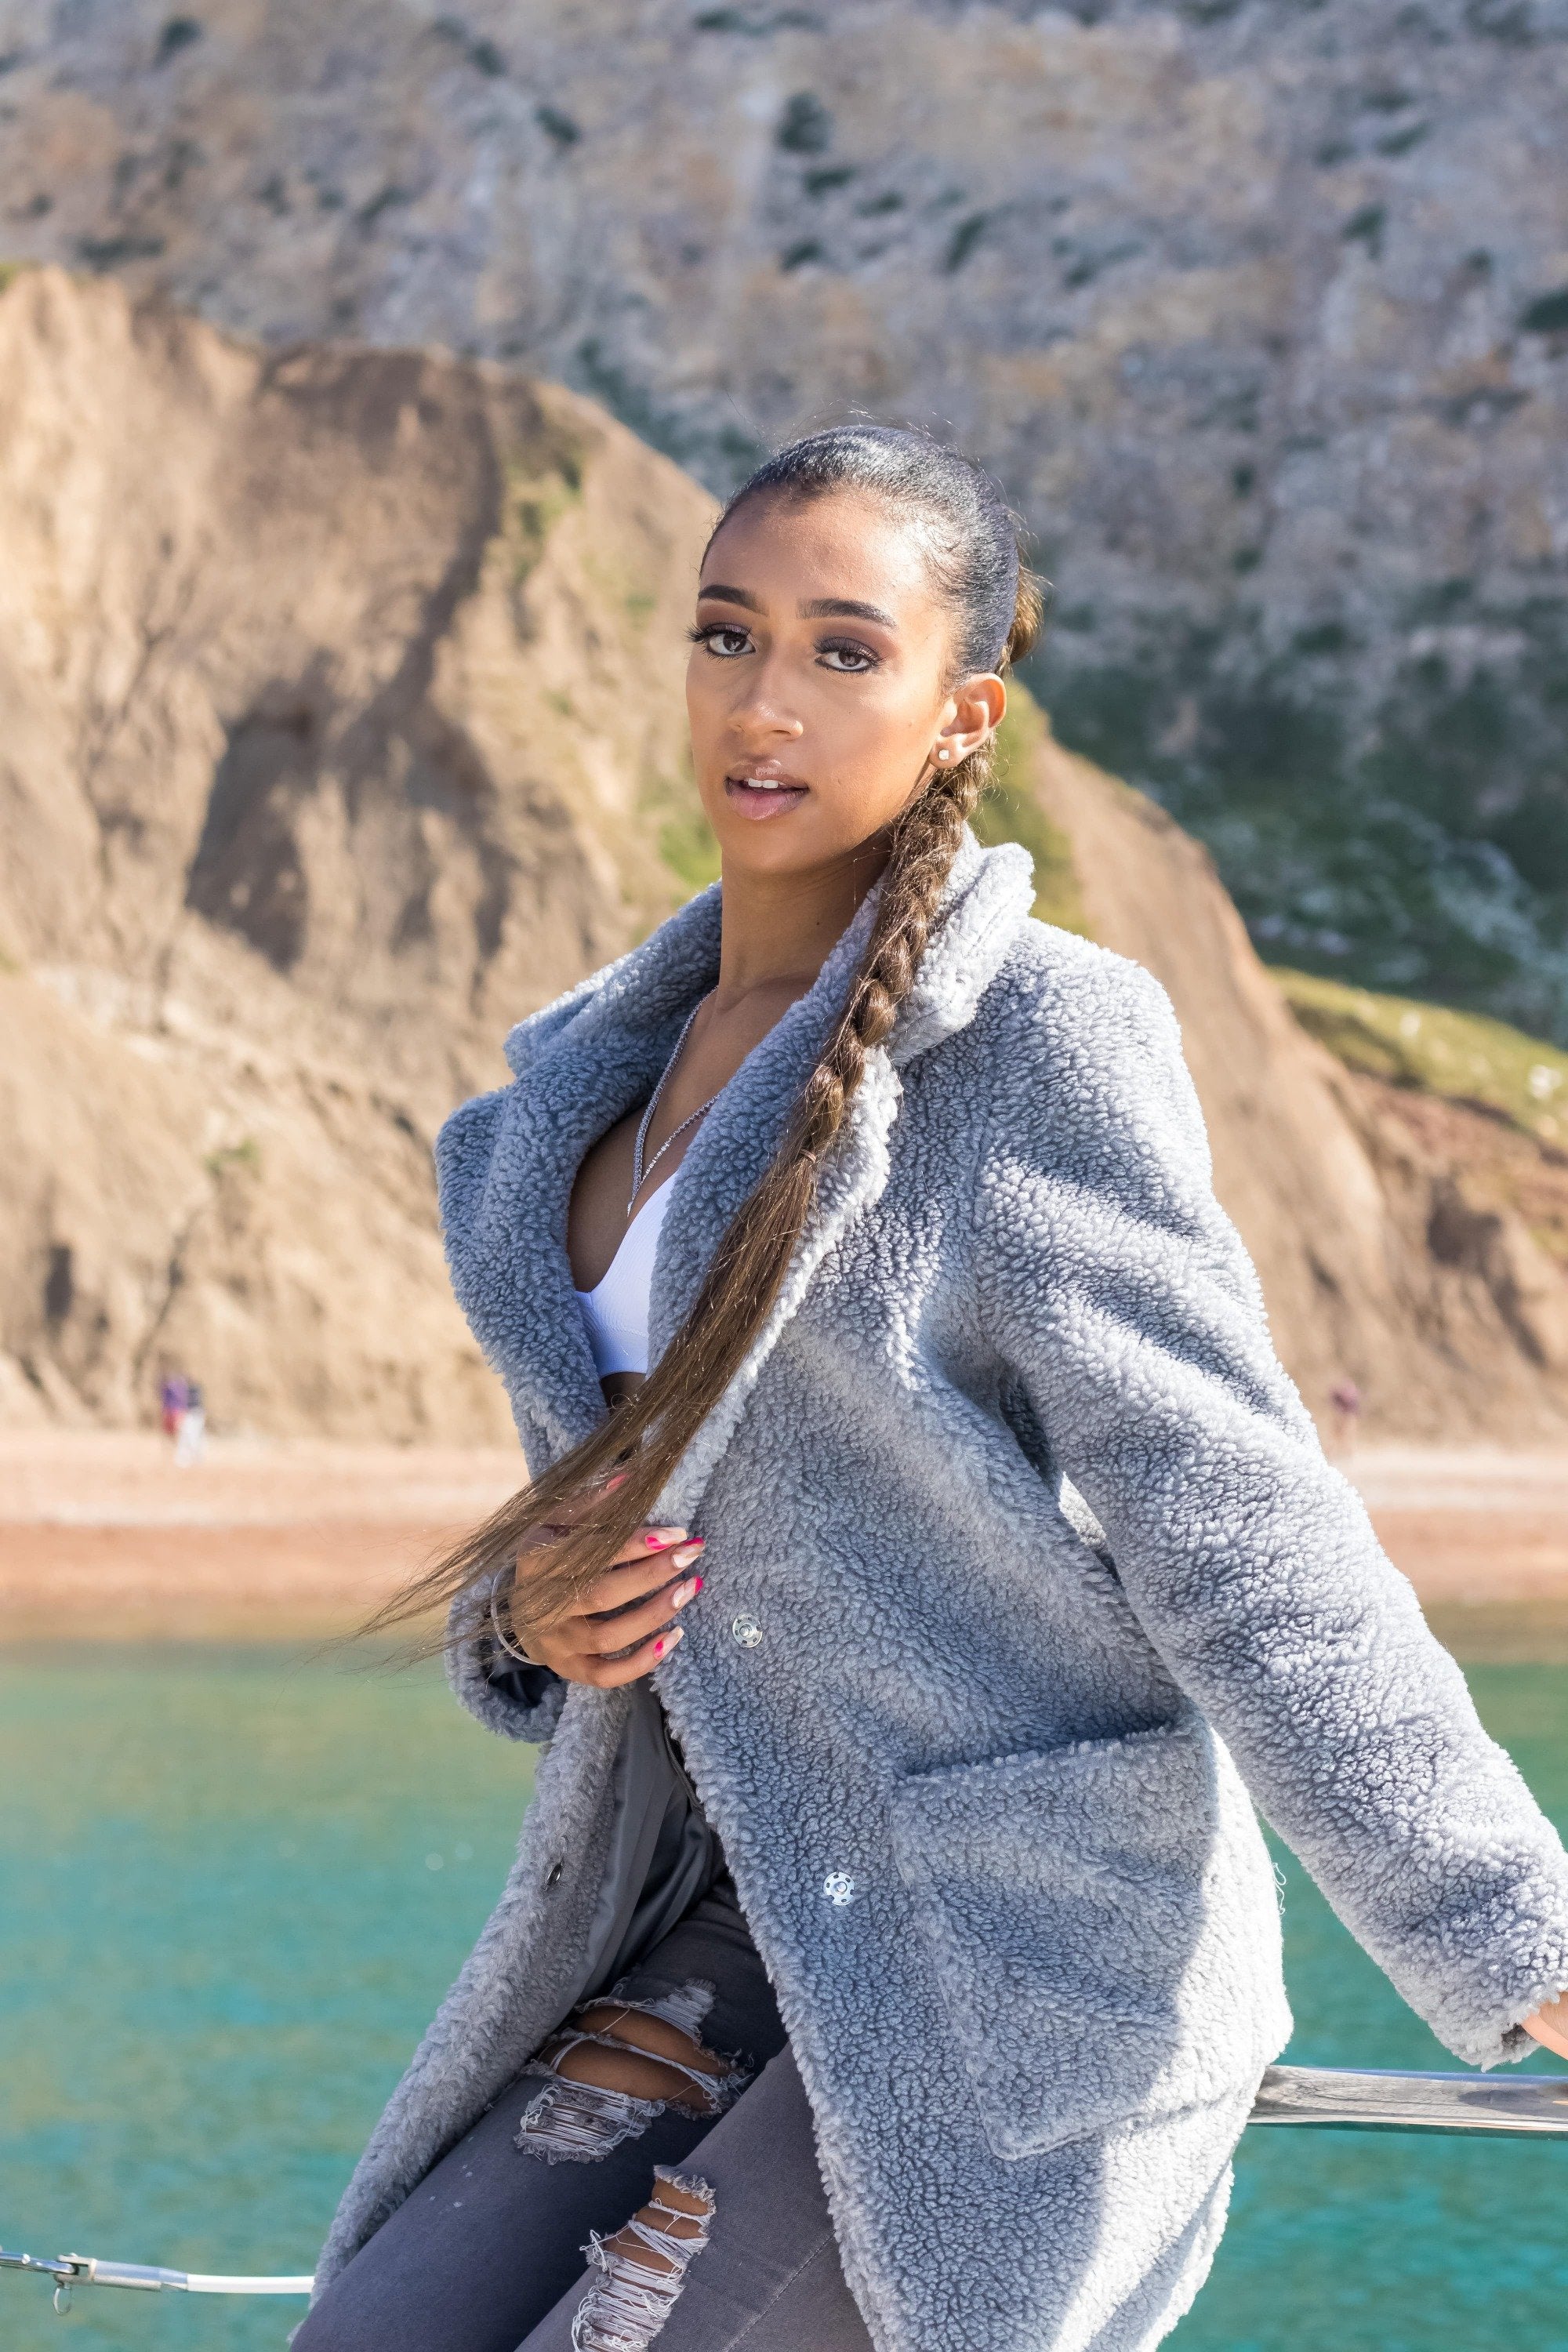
931, 673, 1007, 768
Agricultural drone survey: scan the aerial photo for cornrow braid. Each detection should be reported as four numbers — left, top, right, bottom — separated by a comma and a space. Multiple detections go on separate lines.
370, 426, 1043, 1650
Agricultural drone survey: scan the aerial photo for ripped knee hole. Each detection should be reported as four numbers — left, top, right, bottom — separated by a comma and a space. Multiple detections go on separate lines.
547, 2002, 733, 2114
517, 1980, 750, 2163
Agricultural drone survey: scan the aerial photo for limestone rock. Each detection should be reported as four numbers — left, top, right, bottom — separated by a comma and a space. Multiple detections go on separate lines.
0, 967, 507, 1439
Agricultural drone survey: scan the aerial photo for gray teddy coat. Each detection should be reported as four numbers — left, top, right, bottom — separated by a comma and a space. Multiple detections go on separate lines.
318, 832, 1568, 2352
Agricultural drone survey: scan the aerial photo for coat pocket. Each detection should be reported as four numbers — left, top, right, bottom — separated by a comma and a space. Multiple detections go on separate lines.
891, 1717, 1269, 2160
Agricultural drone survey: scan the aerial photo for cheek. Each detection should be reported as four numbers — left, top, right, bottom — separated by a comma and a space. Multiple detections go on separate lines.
814, 675, 936, 800
831, 675, 930, 750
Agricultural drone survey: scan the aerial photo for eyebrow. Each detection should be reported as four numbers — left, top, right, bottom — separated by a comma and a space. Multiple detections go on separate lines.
800, 597, 896, 627
695, 584, 898, 629
695, 583, 762, 612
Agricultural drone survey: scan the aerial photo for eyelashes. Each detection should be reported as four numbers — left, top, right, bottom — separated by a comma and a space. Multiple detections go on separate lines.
816, 637, 878, 673
688, 622, 751, 657
688, 622, 880, 673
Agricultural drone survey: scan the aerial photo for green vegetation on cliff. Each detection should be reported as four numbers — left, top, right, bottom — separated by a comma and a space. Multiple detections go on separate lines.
1041, 589, 1568, 1051
1276, 967, 1568, 1148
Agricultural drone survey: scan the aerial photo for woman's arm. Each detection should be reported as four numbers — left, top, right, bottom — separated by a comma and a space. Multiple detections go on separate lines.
977, 949, 1568, 2070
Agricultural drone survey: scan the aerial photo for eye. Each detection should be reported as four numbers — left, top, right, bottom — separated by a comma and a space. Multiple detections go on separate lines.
817, 637, 880, 674
690, 622, 753, 659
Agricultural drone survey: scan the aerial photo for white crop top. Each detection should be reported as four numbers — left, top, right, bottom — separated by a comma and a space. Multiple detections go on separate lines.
575, 1176, 675, 1378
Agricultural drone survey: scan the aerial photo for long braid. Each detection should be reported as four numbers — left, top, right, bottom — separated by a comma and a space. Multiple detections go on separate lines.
369, 426, 1043, 1650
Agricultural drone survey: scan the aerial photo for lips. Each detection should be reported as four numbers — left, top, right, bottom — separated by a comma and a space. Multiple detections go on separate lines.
724, 769, 809, 821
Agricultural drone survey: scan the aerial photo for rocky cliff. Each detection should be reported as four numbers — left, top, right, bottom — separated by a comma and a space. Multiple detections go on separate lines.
2, 0, 1566, 1038
3, 268, 1566, 1443
0, 266, 715, 1439
1018, 714, 1568, 1439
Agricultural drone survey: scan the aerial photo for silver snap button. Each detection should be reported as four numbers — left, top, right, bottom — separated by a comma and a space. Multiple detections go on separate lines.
731, 1613, 763, 1649
544, 1859, 564, 1890
822, 1871, 856, 1907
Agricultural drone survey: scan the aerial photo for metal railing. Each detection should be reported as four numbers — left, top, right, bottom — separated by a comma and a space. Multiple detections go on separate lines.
0, 2247, 314, 2312
5, 2065, 1567, 2309
1250, 2061, 1568, 2136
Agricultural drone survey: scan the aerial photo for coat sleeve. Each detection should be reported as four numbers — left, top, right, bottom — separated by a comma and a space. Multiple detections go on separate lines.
976, 950, 1568, 2068
445, 1573, 569, 1744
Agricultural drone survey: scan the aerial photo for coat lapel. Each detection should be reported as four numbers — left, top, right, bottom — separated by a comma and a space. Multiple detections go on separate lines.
439, 833, 1036, 1486
439, 887, 724, 1459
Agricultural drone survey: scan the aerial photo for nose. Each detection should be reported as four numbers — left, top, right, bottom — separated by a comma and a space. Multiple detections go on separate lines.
735, 702, 805, 744
730, 650, 805, 742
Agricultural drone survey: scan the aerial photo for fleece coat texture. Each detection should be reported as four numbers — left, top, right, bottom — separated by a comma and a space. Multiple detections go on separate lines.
318, 832, 1568, 2352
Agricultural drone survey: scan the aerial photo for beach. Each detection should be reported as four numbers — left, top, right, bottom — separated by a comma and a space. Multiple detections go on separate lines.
2, 1429, 1565, 1653
0, 1432, 521, 1640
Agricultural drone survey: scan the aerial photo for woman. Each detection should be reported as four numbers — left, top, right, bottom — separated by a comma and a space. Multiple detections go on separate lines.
299, 428, 1568, 2352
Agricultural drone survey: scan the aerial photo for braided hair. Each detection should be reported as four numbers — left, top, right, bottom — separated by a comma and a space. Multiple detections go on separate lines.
387, 427, 1044, 1642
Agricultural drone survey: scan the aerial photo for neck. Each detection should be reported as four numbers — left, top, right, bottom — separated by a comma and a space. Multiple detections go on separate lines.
713, 837, 891, 1010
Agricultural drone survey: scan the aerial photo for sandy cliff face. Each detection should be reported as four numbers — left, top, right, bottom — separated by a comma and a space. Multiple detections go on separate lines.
1029, 727, 1568, 1437
2, 0, 1566, 1032
0, 967, 509, 1438
0, 266, 715, 1116
2, 270, 1565, 1442
0, 267, 716, 1439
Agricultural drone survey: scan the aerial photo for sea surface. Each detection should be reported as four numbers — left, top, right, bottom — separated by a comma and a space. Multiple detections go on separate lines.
1, 1648, 1566, 2351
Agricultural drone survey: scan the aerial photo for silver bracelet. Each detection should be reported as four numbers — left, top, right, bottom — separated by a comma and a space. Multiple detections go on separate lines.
488, 1588, 543, 1668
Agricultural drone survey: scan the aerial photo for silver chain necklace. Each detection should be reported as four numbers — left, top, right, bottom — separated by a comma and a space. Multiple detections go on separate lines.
629, 993, 720, 1214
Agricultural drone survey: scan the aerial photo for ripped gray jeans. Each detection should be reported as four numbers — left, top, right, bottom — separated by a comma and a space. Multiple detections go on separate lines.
295, 1875, 874, 2352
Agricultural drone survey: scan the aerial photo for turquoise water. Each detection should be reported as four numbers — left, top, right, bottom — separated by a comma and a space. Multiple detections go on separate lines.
1, 1650, 1566, 2350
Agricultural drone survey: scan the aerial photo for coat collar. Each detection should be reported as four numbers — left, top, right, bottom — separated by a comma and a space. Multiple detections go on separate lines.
441, 830, 1036, 1497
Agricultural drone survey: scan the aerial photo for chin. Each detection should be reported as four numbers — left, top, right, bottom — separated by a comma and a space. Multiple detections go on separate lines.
714, 822, 823, 876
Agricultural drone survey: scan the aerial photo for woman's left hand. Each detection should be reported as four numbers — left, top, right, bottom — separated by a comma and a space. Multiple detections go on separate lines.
1523, 1991, 1568, 2060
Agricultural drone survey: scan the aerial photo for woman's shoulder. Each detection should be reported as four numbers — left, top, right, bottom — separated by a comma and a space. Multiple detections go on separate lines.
978, 916, 1180, 1063
501, 883, 725, 1076
957, 917, 1207, 1188
499, 969, 615, 1078
431, 1082, 514, 1243
431, 978, 606, 1192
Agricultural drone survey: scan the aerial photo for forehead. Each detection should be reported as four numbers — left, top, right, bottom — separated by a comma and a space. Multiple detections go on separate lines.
700, 488, 942, 618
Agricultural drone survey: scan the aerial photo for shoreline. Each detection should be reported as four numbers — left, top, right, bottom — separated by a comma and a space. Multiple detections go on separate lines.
0, 1432, 521, 1641
3, 1432, 1568, 1656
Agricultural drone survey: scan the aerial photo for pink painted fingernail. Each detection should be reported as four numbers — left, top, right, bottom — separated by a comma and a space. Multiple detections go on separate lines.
672, 1577, 702, 1608
653, 1628, 685, 1658
644, 1526, 686, 1549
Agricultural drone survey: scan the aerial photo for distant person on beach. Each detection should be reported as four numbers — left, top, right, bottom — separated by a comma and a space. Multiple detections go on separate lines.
173, 1381, 205, 1467
159, 1373, 188, 1440
298, 427, 1568, 2352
